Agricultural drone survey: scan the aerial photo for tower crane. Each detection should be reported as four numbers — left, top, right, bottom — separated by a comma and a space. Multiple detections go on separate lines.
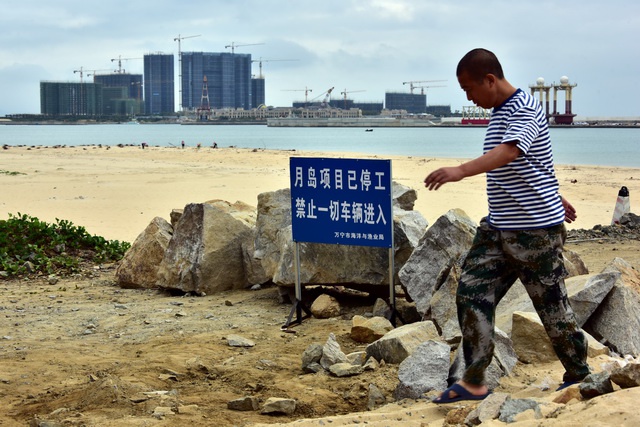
174, 34, 201, 112
402, 79, 447, 94
414, 84, 447, 95
73, 67, 85, 83
173, 34, 201, 54
225, 42, 265, 53
86, 69, 115, 80
340, 89, 365, 109
110, 55, 142, 73
251, 58, 298, 78
283, 87, 313, 105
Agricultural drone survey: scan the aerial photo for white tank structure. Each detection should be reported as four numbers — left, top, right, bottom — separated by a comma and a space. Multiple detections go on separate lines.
529, 77, 552, 118
553, 75, 577, 124
529, 75, 577, 124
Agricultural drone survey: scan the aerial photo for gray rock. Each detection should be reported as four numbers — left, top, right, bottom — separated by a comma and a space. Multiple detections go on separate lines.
610, 362, 640, 388
392, 182, 418, 211
367, 383, 387, 410
579, 371, 614, 398
329, 362, 363, 377
156, 201, 255, 294
320, 333, 348, 370
393, 340, 450, 399
346, 351, 368, 366
465, 392, 510, 425
115, 216, 173, 289
310, 294, 341, 319
226, 334, 255, 348
428, 263, 462, 343
365, 321, 440, 364
495, 271, 616, 335
252, 184, 428, 289
227, 396, 259, 411
499, 398, 541, 423
350, 315, 394, 344
584, 258, 640, 357
493, 328, 518, 376
399, 209, 476, 315
261, 397, 296, 415
301, 343, 323, 373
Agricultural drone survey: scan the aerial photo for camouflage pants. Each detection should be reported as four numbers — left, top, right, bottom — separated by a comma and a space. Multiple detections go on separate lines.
457, 218, 590, 385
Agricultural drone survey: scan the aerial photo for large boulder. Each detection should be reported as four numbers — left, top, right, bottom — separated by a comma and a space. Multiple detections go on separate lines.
365, 321, 440, 364
584, 258, 640, 357
115, 216, 173, 289
398, 208, 477, 315
249, 184, 428, 290
156, 200, 255, 295
495, 271, 618, 335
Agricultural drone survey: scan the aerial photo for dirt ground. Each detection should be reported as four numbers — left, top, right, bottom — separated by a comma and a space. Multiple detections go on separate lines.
1, 238, 640, 427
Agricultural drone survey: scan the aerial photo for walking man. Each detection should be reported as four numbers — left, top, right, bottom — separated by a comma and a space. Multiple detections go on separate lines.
425, 48, 590, 403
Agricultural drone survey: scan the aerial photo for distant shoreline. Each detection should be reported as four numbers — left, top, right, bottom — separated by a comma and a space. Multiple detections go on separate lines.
1, 120, 639, 129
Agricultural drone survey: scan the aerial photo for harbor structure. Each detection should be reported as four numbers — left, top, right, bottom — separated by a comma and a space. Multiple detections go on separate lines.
530, 76, 577, 124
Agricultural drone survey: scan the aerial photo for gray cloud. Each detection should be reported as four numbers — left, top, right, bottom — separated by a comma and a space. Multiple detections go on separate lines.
1, 0, 638, 116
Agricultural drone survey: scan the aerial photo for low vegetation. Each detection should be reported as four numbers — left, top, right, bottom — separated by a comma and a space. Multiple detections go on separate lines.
0, 213, 130, 278
0, 170, 25, 176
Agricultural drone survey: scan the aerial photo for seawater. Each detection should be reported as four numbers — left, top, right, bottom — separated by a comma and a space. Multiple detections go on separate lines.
1, 124, 638, 168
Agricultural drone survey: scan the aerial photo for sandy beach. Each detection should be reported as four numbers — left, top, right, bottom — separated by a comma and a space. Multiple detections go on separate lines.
2, 145, 638, 243
2, 144, 640, 426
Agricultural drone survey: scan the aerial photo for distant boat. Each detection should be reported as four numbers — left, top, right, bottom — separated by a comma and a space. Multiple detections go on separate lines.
365, 128, 373, 132
127, 119, 140, 124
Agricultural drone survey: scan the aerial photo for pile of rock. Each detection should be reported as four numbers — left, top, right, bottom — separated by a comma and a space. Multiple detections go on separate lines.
115, 185, 640, 420
568, 212, 640, 242
115, 182, 427, 295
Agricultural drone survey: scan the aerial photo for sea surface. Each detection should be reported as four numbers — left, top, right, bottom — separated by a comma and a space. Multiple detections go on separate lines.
1, 124, 638, 168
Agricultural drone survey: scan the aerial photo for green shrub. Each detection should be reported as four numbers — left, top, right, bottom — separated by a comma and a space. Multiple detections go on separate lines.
0, 213, 131, 278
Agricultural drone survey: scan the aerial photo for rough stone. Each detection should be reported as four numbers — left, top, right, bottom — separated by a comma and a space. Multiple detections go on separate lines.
393, 340, 450, 399
310, 294, 341, 319
115, 216, 173, 289
350, 315, 394, 344
227, 396, 259, 411
399, 208, 476, 315
610, 362, 640, 388
365, 321, 440, 364
320, 333, 348, 370
156, 201, 255, 294
261, 397, 296, 415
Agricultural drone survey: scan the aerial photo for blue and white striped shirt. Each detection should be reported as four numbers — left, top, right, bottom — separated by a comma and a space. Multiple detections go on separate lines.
484, 89, 564, 230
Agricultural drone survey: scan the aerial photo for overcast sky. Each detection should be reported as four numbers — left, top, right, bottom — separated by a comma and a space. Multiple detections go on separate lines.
1, 0, 638, 117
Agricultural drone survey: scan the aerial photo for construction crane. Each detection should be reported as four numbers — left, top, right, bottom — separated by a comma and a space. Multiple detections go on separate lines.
402, 80, 447, 94
73, 67, 85, 83
309, 87, 335, 108
251, 58, 298, 78
174, 34, 201, 112
225, 42, 264, 54
86, 69, 115, 80
110, 55, 142, 73
283, 87, 313, 105
414, 84, 447, 95
340, 89, 366, 109
321, 87, 335, 108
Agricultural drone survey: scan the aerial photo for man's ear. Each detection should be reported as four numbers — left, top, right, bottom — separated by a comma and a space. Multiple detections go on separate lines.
485, 74, 497, 87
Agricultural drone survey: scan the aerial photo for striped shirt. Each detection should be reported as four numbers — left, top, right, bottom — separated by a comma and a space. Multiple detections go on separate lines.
484, 89, 565, 230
